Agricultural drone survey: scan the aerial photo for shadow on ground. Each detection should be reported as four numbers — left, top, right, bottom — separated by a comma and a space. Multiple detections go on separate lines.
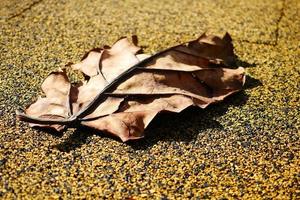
50, 60, 262, 152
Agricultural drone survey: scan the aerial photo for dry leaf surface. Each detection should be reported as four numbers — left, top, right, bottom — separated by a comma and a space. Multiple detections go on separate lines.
17, 33, 246, 142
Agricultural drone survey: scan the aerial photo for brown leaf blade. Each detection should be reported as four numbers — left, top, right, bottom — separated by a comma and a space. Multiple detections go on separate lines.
17, 33, 246, 142
20, 69, 71, 131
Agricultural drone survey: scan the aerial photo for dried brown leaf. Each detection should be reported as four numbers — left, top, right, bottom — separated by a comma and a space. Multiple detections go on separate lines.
17, 33, 245, 142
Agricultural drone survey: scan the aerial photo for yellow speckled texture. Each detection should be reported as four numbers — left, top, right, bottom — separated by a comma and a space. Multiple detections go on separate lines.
0, 0, 299, 199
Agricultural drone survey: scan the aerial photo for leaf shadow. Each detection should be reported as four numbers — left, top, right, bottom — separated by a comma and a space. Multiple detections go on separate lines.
53, 72, 262, 152
33, 127, 64, 137
52, 127, 95, 152
235, 58, 257, 68
243, 75, 262, 89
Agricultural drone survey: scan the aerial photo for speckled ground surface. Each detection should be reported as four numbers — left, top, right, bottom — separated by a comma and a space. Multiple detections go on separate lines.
0, 0, 299, 199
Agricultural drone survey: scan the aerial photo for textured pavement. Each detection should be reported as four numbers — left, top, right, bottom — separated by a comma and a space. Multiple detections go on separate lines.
0, 0, 299, 199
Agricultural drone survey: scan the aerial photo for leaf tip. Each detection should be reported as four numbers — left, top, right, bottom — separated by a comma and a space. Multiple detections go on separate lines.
223, 32, 232, 42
